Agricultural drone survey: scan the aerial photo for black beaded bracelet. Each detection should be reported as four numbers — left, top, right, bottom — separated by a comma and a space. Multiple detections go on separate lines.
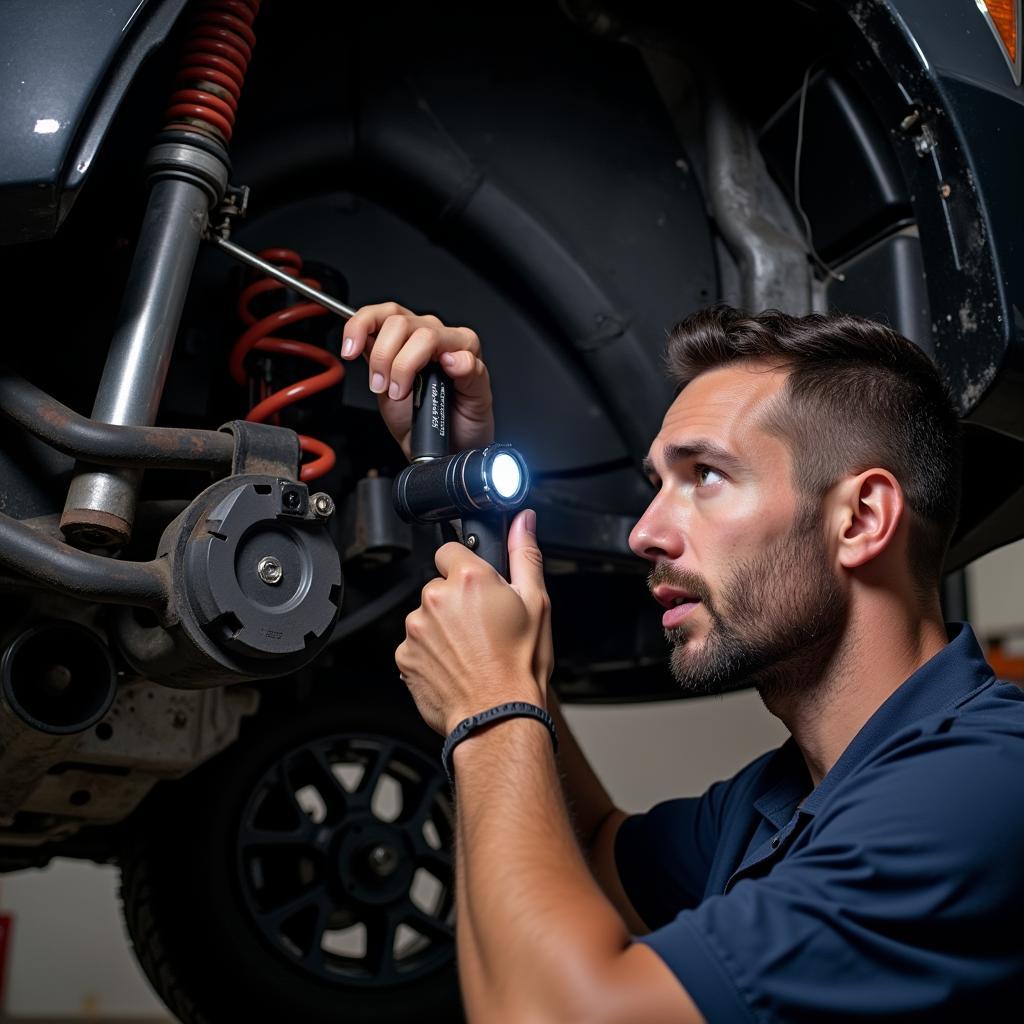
441, 701, 558, 787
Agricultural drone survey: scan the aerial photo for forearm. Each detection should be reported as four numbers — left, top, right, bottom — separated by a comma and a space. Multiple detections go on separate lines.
454, 826, 490, 1014
452, 714, 631, 1022
548, 690, 620, 851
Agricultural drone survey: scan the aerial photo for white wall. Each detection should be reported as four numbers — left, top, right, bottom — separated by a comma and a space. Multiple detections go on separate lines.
1, 861, 166, 1019
967, 538, 1024, 638
564, 689, 788, 811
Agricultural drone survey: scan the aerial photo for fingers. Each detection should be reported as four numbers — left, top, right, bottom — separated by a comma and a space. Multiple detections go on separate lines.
341, 302, 414, 360
506, 509, 553, 683
508, 510, 544, 598
434, 540, 489, 581
438, 347, 490, 393
388, 327, 456, 400
341, 303, 482, 401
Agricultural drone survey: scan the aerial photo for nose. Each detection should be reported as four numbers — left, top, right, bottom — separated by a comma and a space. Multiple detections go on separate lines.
629, 492, 685, 562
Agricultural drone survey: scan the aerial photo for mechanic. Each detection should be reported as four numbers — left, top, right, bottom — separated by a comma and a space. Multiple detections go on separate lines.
339, 301, 1024, 1023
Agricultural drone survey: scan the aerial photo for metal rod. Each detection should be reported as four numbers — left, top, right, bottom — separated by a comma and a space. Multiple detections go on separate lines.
0, 370, 234, 470
62, 177, 214, 546
211, 235, 358, 319
0, 513, 168, 609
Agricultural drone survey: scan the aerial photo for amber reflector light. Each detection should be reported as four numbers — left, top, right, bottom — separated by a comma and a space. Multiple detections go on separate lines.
983, 0, 1018, 64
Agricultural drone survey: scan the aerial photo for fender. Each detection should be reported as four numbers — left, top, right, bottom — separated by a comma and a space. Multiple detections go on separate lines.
0, 0, 188, 244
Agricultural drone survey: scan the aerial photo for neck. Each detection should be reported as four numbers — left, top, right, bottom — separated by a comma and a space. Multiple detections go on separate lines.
761, 595, 948, 788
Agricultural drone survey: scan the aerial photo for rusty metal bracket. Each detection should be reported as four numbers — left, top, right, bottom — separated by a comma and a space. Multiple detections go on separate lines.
219, 420, 301, 479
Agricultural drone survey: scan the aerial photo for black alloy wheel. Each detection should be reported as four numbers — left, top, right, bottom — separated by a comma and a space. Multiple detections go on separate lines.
237, 730, 455, 987
121, 699, 464, 1024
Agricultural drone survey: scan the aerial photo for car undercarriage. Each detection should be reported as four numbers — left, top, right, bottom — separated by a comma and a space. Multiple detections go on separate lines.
0, 1, 1020, 1019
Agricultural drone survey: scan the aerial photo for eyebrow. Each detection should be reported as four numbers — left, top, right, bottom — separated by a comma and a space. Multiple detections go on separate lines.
641, 440, 744, 479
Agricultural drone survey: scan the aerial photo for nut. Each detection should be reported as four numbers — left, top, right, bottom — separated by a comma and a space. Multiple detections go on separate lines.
257, 555, 284, 585
312, 492, 335, 519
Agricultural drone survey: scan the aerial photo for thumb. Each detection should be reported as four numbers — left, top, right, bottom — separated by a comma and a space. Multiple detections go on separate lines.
508, 509, 544, 598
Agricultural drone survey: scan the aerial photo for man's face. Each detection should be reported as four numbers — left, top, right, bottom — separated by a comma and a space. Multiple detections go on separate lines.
628, 363, 846, 697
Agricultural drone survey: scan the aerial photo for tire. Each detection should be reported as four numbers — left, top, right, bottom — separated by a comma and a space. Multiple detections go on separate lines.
120, 696, 463, 1024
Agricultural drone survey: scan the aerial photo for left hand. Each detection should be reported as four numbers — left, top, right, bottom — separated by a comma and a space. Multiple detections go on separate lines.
396, 509, 553, 735
340, 302, 494, 460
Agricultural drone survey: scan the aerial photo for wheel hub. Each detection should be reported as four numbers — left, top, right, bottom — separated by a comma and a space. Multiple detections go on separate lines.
336, 819, 414, 906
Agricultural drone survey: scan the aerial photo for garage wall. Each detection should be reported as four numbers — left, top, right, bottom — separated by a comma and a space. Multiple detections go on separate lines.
967, 538, 1024, 637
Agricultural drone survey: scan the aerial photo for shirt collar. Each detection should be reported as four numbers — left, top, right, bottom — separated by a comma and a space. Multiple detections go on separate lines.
752, 623, 994, 827
800, 622, 994, 816
752, 739, 809, 829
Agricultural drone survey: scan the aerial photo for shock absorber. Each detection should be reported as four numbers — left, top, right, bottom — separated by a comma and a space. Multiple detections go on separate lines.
164, 0, 258, 143
62, 0, 262, 547
231, 249, 345, 482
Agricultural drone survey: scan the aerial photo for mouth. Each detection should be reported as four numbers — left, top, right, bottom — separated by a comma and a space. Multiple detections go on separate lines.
652, 585, 703, 630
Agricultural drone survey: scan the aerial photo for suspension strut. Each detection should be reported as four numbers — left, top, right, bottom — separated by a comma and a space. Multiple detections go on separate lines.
61, 0, 261, 548
231, 249, 345, 481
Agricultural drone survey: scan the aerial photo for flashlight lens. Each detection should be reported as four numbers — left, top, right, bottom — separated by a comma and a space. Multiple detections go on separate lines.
490, 452, 522, 498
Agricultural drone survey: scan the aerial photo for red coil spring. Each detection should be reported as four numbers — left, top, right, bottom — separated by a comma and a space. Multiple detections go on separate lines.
164, 0, 260, 141
231, 249, 345, 481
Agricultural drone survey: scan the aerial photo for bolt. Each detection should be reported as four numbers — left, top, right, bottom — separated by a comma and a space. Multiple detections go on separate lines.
913, 126, 936, 157
899, 110, 920, 132
466, 534, 479, 550
312, 492, 335, 519
257, 555, 283, 585
367, 844, 398, 877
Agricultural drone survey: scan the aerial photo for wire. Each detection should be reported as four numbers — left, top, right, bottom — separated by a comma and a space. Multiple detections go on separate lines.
794, 61, 845, 284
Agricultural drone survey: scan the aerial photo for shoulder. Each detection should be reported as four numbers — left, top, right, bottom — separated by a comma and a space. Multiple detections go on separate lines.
818, 693, 1024, 871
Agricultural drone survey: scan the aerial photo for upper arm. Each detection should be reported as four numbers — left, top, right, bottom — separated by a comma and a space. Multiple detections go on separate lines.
592, 944, 706, 1024
589, 808, 650, 935
602, 787, 735, 932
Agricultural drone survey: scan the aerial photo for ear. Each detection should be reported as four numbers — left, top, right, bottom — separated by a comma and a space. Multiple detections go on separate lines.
833, 469, 905, 571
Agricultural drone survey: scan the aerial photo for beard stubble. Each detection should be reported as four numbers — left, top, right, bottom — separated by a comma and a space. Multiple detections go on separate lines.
650, 506, 847, 703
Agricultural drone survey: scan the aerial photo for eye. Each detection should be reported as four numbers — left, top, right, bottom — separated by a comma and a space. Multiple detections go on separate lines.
695, 464, 724, 487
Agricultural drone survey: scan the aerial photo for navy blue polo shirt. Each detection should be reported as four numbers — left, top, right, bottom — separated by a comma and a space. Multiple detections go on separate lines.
615, 623, 1024, 1022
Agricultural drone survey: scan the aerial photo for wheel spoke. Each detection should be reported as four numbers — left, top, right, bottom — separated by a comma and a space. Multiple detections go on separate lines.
415, 844, 454, 885
364, 906, 401, 981
300, 901, 333, 970
275, 762, 309, 819
405, 907, 454, 944
263, 884, 328, 932
400, 772, 447, 828
288, 745, 350, 820
238, 823, 320, 852
347, 740, 395, 810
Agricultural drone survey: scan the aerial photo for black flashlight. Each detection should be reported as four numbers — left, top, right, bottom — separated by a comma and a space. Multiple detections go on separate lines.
393, 362, 530, 579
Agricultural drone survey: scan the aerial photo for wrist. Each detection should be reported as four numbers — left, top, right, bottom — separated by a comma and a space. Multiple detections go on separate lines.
444, 681, 545, 735
447, 705, 557, 785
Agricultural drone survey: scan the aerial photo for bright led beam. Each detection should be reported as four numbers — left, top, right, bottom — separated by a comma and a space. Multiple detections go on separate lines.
490, 452, 522, 498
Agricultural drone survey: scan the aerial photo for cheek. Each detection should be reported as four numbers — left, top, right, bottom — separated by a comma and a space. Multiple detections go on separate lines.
695, 487, 797, 565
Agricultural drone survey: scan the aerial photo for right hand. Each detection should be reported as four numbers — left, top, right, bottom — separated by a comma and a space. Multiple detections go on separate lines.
341, 302, 495, 460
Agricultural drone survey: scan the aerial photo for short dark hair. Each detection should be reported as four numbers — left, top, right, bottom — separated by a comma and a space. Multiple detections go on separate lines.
664, 305, 962, 590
